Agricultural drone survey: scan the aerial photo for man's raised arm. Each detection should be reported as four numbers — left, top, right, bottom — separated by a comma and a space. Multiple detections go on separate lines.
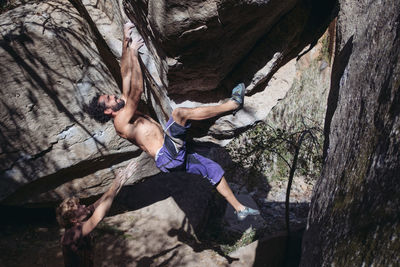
126, 35, 144, 111
82, 160, 138, 236
120, 23, 134, 98
116, 23, 144, 127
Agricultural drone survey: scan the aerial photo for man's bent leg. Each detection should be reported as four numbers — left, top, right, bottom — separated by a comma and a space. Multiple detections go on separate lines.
172, 101, 238, 126
216, 176, 245, 212
172, 83, 246, 126
185, 153, 247, 213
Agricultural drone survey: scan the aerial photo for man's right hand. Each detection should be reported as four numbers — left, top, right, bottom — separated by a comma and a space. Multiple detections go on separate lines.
129, 34, 144, 55
124, 22, 135, 44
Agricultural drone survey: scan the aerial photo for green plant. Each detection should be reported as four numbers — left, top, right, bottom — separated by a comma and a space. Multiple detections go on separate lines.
317, 32, 331, 64
227, 120, 323, 184
220, 228, 257, 254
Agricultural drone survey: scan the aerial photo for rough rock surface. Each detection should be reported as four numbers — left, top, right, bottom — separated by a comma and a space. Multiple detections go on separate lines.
0, 172, 225, 267
301, 0, 400, 266
0, 170, 309, 267
0, 0, 336, 205
224, 194, 265, 233
126, 0, 335, 98
0, 1, 158, 204
124, 0, 336, 135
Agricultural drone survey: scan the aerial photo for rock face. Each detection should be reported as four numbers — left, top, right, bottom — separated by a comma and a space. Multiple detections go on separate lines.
301, 0, 400, 266
0, 0, 335, 205
126, 0, 336, 97
0, 0, 158, 205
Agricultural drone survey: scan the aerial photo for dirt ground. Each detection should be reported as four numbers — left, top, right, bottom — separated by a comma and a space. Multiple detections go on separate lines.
0, 172, 313, 267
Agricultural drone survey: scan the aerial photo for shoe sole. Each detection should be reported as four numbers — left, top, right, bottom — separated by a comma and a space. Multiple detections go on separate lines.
232, 83, 245, 116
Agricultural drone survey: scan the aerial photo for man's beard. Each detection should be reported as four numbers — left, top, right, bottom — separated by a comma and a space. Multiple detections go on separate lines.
112, 99, 125, 111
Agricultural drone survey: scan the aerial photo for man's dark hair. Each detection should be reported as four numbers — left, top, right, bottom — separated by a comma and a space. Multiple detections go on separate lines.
86, 94, 111, 123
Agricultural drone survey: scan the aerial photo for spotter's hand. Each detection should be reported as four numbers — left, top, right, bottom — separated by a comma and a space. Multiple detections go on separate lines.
115, 160, 138, 188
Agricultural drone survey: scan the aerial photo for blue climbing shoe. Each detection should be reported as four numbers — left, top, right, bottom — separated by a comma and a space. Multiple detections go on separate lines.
235, 206, 260, 221
230, 83, 246, 115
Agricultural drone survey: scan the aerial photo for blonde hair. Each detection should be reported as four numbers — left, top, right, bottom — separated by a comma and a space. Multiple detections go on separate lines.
56, 197, 80, 228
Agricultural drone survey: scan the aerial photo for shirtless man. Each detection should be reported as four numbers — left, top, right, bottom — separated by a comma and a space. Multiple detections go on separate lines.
87, 22, 259, 221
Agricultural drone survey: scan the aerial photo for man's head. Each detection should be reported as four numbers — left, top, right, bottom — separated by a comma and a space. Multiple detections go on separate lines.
87, 94, 125, 123
56, 197, 91, 228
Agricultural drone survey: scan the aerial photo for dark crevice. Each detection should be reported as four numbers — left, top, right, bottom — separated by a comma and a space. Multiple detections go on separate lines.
0, 140, 59, 175
323, 36, 353, 160
2, 150, 143, 205
68, 0, 122, 90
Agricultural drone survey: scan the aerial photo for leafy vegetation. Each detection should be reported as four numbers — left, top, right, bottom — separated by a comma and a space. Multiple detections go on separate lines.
220, 228, 257, 254
227, 59, 330, 186
318, 32, 332, 64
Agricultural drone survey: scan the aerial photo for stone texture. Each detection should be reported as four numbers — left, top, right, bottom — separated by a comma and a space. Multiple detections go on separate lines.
127, 0, 335, 96
0, 0, 336, 205
90, 172, 225, 266
301, 0, 400, 266
125, 0, 336, 131
176, 57, 296, 140
210, 59, 297, 138
229, 234, 286, 267
74, 0, 125, 59
0, 173, 231, 267
0, 1, 157, 204
224, 194, 265, 233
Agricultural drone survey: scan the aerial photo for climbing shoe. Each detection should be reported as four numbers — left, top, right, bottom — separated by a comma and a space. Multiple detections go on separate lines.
230, 83, 246, 115
235, 206, 260, 221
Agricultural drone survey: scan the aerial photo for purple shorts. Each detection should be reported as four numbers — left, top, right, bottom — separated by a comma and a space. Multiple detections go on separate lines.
155, 118, 224, 185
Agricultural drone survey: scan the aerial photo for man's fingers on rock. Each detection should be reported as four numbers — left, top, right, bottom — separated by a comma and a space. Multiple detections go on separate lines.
124, 22, 135, 30
131, 35, 143, 43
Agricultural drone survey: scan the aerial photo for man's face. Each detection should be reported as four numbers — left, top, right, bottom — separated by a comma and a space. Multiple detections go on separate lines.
70, 200, 91, 223
99, 94, 125, 112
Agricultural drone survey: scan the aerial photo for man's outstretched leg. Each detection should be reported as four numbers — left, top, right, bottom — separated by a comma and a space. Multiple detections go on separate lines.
184, 151, 260, 221
172, 83, 246, 126
169, 83, 259, 220
216, 176, 243, 211
216, 177, 260, 221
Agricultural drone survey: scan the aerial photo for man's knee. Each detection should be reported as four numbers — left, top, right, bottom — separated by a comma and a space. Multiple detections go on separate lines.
172, 108, 188, 125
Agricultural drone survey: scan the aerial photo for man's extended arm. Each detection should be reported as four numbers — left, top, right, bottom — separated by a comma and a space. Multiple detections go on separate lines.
117, 33, 144, 127
81, 160, 137, 236
126, 37, 144, 112
120, 22, 135, 98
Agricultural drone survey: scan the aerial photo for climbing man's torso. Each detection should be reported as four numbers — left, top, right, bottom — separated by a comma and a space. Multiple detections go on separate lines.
114, 111, 164, 158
